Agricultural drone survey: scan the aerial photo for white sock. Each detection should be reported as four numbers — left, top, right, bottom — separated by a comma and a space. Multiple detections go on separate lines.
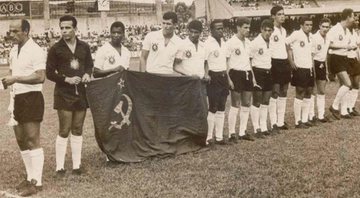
71, 134, 83, 170
332, 85, 350, 110
215, 111, 225, 141
317, 94, 325, 119
56, 135, 68, 171
302, 98, 311, 123
309, 95, 315, 120
349, 89, 359, 109
294, 98, 302, 125
340, 91, 350, 115
250, 105, 260, 133
228, 106, 239, 136
259, 104, 268, 132
30, 148, 44, 186
20, 150, 32, 181
206, 112, 215, 142
269, 97, 277, 127
239, 106, 250, 136
277, 97, 287, 127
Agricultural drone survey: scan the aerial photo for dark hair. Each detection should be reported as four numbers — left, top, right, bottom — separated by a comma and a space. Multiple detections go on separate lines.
187, 20, 203, 32
261, 19, 274, 30
21, 19, 30, 34
319, 17, 331, 25
341, 8, 353, 20
59, 15, 77, 28
270, 5, 284, 16
163, 11, 178, 24
210, 19, 223, 30
235, 17, 251, 28
299, 16, 312, 25
110, 21, 125, 33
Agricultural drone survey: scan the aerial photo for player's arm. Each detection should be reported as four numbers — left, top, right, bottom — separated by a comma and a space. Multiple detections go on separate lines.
2, 69, 45, 86
93, 66, 125, 78
140, 49, 149, 72
286, 43, 297, 70
226, 57, 234, 89
204, 60, 210, 81
173, 58, 189, 76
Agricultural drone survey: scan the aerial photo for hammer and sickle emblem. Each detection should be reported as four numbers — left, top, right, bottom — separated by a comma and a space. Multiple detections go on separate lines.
109, 94, 133, 130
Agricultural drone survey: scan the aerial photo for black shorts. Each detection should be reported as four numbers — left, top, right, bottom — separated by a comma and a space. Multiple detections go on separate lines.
253, 67, 273, 91
14, 91, 44, 123
229, 69, 254, 92
271, 58, 292, 85
291, 68, 315, 88
329, 54, 349, 74
314, 60, 327, 81
54, 84, 88, 111
347, 58, 360, 76
206, 71, 229, 113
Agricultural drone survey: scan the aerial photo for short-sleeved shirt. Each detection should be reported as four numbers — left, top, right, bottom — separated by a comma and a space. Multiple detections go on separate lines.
348, 31, 360, 58
249, 34, 271, 69
312, 31, 330, 62
94, 42, 131, 71
286, 30, 313, 69
328, 23, 351, 56
270, 26, 288, 59
204, 36, 227, 72
225, 35, 251, 71
9, 38, 46, 95
177, 38, 206, 77
142, 30, 182, 74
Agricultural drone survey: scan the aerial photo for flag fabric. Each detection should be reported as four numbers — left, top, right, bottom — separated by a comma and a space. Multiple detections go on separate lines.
86, 71, 208, 162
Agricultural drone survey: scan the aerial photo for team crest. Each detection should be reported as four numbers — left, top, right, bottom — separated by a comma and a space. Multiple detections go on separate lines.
258, 48, 264, 55
235, 49, 241, 55
339, 35, 343, 41
214, 50, 219, 57
152, 43, 158, 51
185, 50, 192, 58
109, 56, 115, 64
317, 45, 322, 50
70, 58, 79, 70
274, 35, 279, 42
300, 41, 305, 47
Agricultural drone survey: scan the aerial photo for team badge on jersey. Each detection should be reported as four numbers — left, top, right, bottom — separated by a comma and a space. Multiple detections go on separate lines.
339, 35, 343, 41
258, 48, 264, 55
214, 50, 219, 57
300, 41, 305, 47
235, 49, 241, 55
317, 45, 322, 50
274, 35, 279, 42
109, 56, 115, 64
152, 43, 158, 51
185, 50, 192, 58
70, 58, 79, 70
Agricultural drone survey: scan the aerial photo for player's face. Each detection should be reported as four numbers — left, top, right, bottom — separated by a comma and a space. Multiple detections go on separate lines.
188, 28, 201, 43
319, 22, 330, 34
353, 17, 359, 29
301, 21, 313, 34
60, 20, 76, 41
162, 19, 175, 36
9, 21, 27, 44
211, 23, 224, 39
110, 26, 124, 45
273, 10, 285, 24
237, 23, 250, 37
261, 27, 273, 40
346, 13, 355, 27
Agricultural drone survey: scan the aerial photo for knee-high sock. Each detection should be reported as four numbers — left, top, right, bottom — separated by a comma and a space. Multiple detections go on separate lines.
294, 98, 303, 125
332, 85, 350, 110
228, 107, 239, 136
349, 89, 359, 109
250, 105, 260, 133
71, 134, 83, 169
340, 91, 350, 115
215, 111, 225, 141
269, 97, 277, 126
206, 112, 215, 142
30, 148, 44, 186
259, 104, 269, 132
239, 106, 250, 136
309, 95, 315, 120
277, 97, 287, 126
21, 150, 32, 181
302, 98, 311, 123
317, 94, 325, 119
56, 135, 68, 171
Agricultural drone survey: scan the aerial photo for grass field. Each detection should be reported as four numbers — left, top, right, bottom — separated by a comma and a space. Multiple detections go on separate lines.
1, 63, 360, 198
